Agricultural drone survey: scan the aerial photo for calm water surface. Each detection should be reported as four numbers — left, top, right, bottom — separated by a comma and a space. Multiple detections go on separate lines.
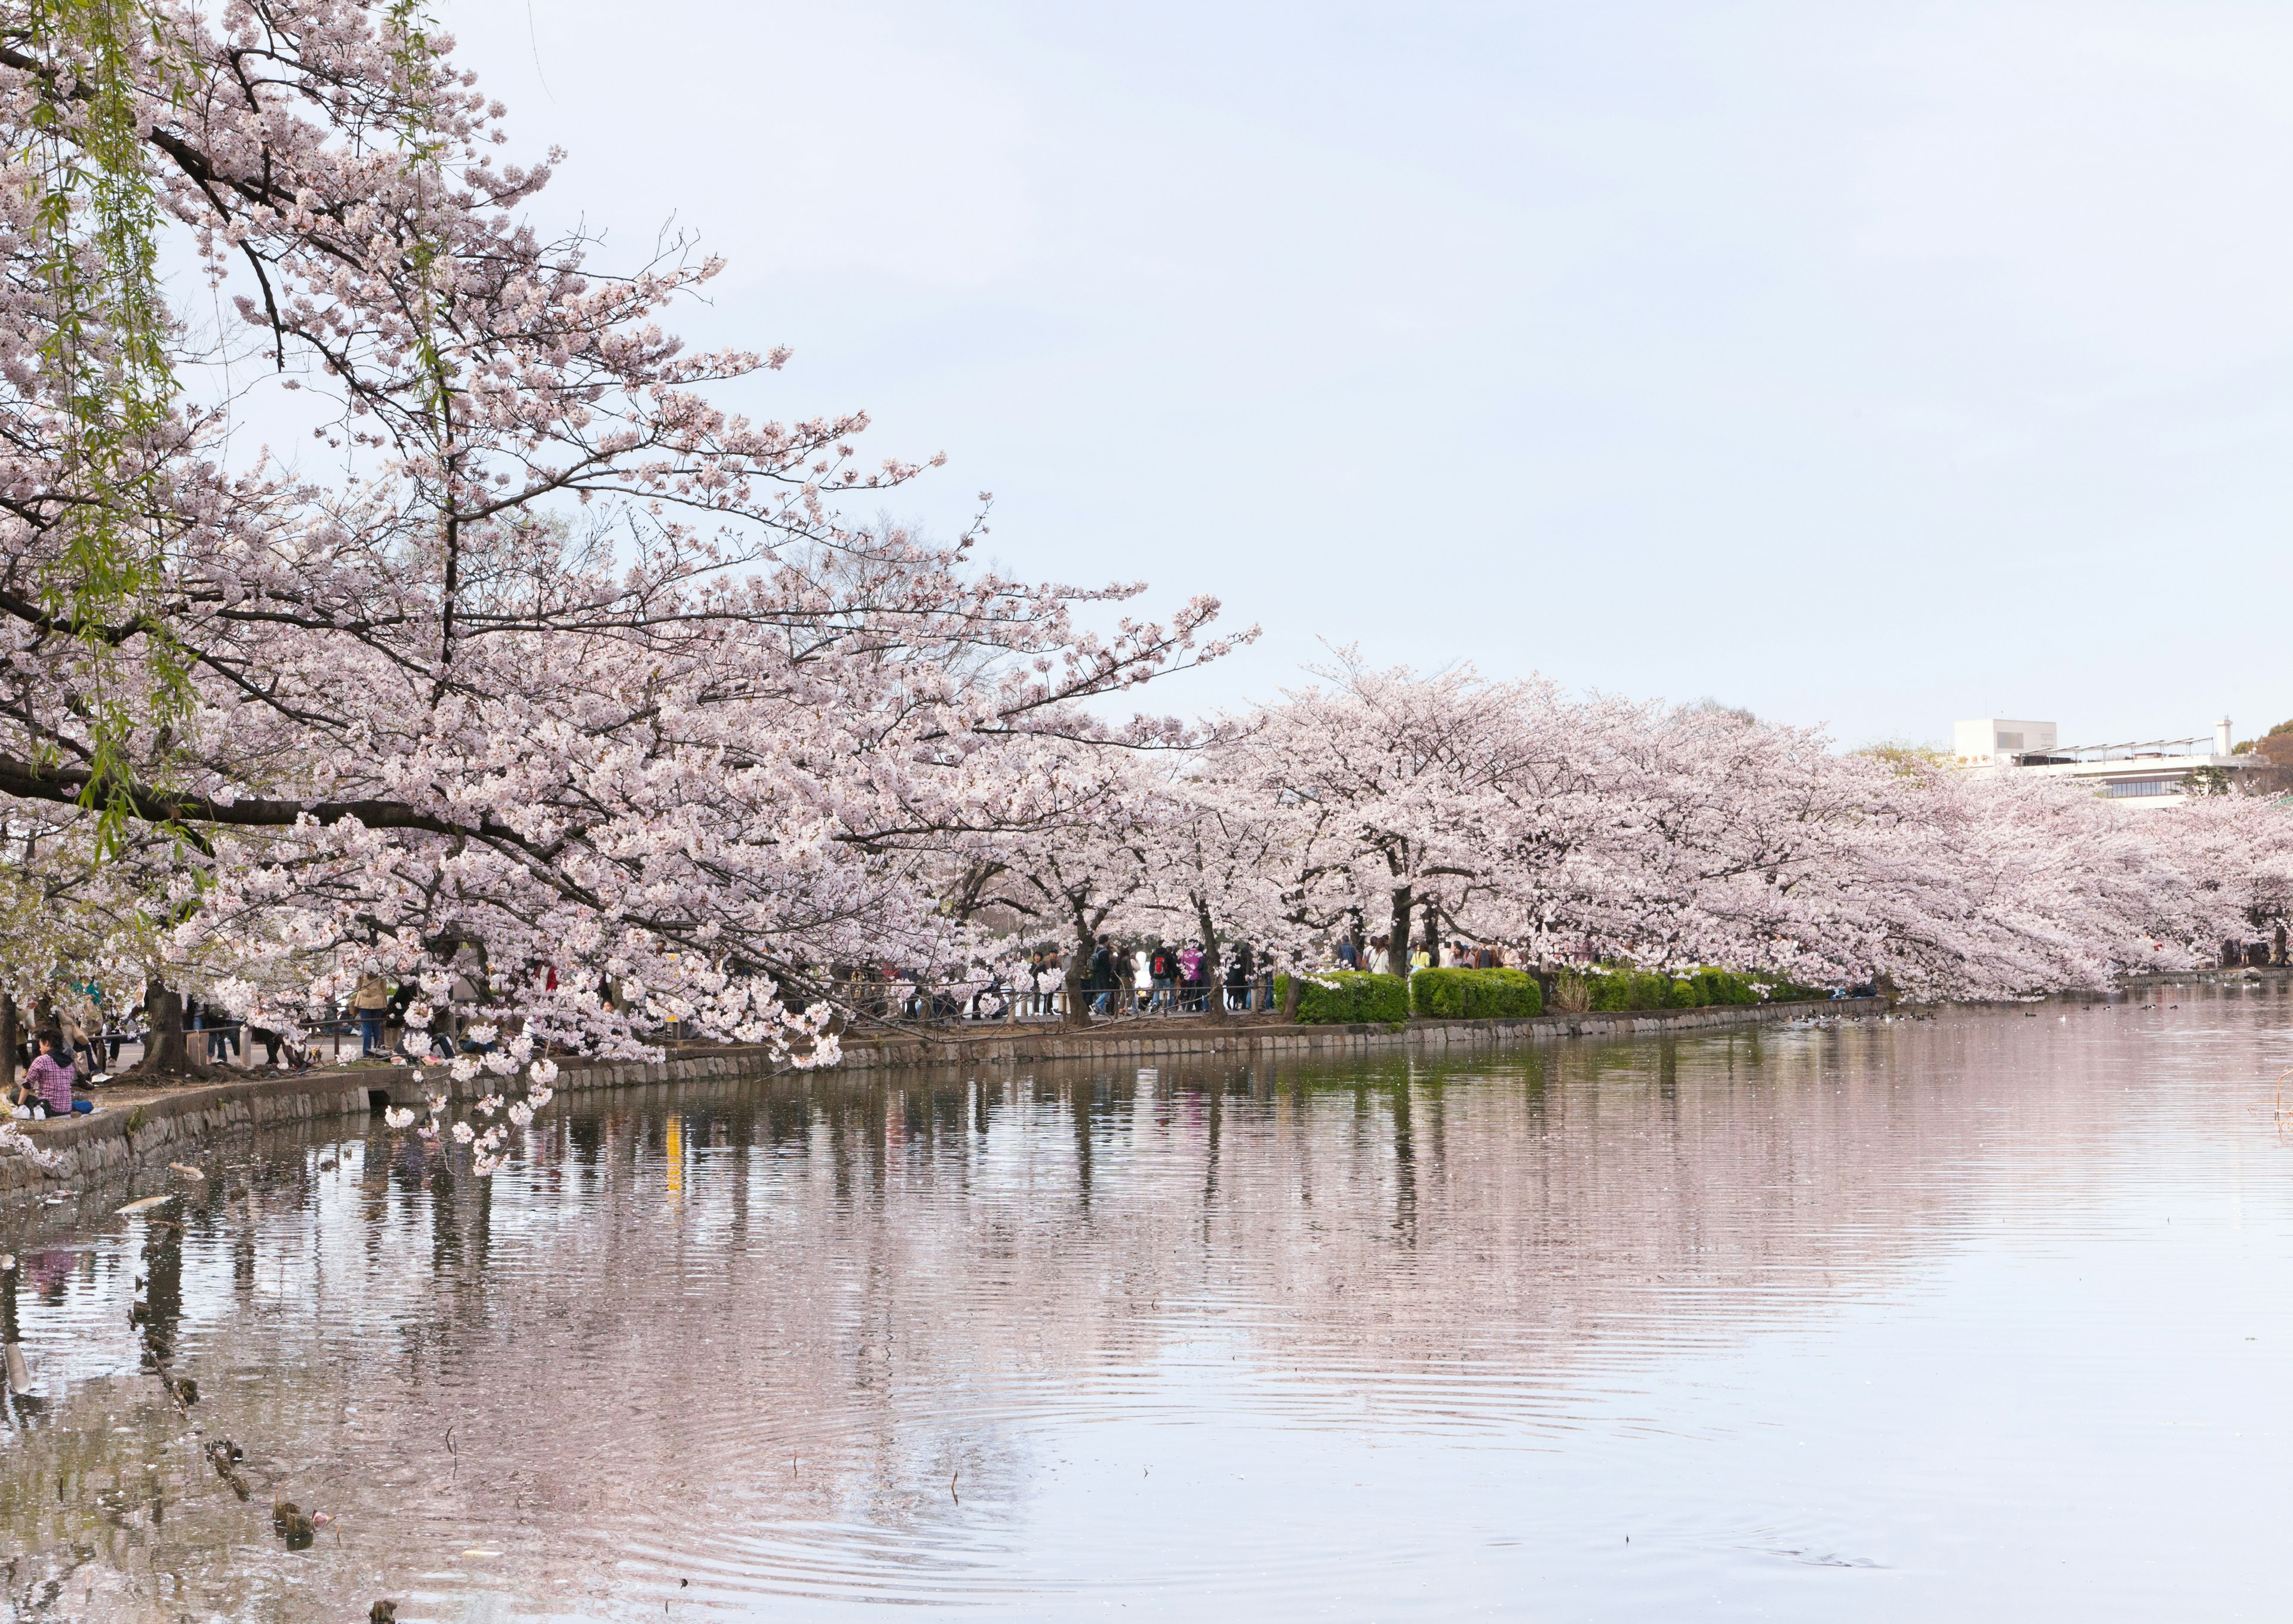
5, 986, 2292, 1620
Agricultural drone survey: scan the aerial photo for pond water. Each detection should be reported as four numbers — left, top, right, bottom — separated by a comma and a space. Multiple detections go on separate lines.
4, 985, 2292, 1621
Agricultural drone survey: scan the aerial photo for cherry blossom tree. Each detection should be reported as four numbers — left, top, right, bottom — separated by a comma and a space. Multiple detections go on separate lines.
948, 737, 1169, 1026
1216, 652, 1569, 974
0, 2, 1244, 1157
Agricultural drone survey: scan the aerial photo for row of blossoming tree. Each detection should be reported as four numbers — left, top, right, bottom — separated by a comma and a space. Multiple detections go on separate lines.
2, 3, 2288, 1172
992, 656, 2293, 1018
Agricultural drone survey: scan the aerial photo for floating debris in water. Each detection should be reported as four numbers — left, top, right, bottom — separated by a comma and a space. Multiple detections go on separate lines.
168, 1162, 205, 1180
273, 1499, 315, 1547
204, 1440, 250, 1500
115, 1194, 177, 1215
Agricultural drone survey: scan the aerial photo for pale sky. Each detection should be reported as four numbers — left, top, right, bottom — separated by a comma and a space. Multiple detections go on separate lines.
434, 1, 2293, 749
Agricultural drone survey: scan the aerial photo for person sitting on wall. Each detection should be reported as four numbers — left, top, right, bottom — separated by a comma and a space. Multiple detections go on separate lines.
11, 1032, 91, 1118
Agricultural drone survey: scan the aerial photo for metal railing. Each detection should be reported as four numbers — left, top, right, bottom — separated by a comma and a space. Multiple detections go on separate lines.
831, 977, 1281, 1028
2020, 735, 2215, 765
42, 977, 1294, 1078
64, 1011, 497, 1077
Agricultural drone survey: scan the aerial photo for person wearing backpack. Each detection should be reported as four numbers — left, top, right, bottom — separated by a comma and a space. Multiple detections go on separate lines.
1149, 946, 1177, 1013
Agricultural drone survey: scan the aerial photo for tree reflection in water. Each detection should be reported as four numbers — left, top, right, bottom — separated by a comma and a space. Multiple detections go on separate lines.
0, 986, 2289, 1620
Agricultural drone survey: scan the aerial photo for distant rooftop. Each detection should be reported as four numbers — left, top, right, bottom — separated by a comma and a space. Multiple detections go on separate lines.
2020, 736, 2214, 765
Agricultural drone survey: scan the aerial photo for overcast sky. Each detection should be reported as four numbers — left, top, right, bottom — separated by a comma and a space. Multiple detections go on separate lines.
435, 1, 2293, 749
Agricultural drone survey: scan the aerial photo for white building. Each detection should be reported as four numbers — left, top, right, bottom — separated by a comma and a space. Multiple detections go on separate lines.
1951, 716, 2243, 809
1951, 719, 2058, 765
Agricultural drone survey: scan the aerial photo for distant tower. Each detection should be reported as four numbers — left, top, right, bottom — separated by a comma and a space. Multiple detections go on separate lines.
2217, 718, 2234, 757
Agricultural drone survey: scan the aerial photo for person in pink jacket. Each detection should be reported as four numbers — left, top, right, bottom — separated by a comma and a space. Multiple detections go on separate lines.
13, 1032, 78, 1118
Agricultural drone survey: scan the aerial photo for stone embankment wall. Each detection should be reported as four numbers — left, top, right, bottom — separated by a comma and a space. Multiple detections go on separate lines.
0, 1075, 371, 1207
822, 996, 1880, 1072
1, 998, 1878, 1207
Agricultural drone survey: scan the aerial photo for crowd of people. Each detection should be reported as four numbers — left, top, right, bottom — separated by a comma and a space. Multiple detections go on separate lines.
866, 936, 1548, 1025
829, 939, 1281, 1026
0, 956, 568, 1111
1055, 939, 1274, 1017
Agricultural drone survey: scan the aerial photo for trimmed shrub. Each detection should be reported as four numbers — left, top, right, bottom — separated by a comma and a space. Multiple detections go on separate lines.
1410, 967, 1543, 1019
1582, 966, 1765, 1011
1689, 967, 1759, 1005
1275, 971, 1410, 1025
1589, 969, 1676, 1011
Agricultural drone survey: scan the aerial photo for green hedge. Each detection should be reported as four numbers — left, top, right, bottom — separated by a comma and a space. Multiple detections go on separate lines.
1588, 969, 1669, 1010
1585, 965, 1760, 1010
1275, 971, 1411, 1025
1278, 964, 1766, 1022
1688, 968, 1760, 1005
1410, 967, 1542, 1019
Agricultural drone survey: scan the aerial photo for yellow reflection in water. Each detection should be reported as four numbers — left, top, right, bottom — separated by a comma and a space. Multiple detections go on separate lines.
665, 1111, 683, 1208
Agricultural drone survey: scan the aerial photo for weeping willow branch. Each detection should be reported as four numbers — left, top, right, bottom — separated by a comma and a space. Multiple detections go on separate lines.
20, 0, 194, 855
383, 1, 463, 705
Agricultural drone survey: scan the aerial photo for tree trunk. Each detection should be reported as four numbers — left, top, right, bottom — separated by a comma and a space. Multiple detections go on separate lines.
1193, 899, 1226, 1025
1064, 911, 1098, 1031
134, 981, 206, 1077
0, 993, 14, 1093
1387, 885, 1413, 977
